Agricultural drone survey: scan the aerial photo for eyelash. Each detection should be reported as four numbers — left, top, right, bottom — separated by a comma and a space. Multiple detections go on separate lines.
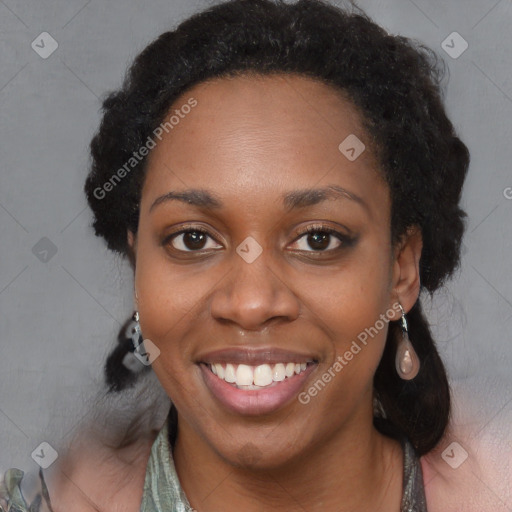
293, 224, 353, 252
162, 223, 354, 254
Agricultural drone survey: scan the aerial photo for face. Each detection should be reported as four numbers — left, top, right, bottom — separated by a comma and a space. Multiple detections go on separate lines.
129, 73, 415, 469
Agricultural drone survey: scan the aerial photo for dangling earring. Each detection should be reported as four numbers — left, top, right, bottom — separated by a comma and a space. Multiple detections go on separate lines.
395, 303, 420, 380
130, 311, 143, 351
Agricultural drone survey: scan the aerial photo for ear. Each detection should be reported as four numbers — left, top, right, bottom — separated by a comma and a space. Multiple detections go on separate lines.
127, 229, 135, 249
389, 225, 423, 319
127, 230, 137, 270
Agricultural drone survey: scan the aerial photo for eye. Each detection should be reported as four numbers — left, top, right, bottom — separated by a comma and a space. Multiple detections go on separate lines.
164, 226, 222, 252
290, 224, 353, 252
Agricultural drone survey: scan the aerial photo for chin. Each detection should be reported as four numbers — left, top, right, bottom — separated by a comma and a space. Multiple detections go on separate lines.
208, 429, 311, 472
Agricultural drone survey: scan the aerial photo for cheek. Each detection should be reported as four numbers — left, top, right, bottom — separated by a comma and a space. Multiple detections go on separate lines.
303, 249, 392, 340
133, 234, 219, 355
133, 243, 208, 400
301, 249, 392, 403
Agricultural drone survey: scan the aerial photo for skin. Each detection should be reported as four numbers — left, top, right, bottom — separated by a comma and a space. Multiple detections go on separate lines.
126, 73, 423, 512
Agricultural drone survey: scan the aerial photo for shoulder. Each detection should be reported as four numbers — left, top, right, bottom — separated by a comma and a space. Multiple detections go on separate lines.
45, 375, 171, 511
44, 429, 158, 512
420, 376, 512, 512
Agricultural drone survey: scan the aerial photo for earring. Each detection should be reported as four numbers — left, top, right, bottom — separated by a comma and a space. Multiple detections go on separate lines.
130, 311, 143, 351
395, 303, 420, 380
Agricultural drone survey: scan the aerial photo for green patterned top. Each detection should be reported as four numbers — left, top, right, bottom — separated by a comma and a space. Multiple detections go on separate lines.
0, 467, 53, 512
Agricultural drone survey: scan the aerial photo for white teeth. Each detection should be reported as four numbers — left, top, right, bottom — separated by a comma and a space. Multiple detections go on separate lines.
253, 364, 273, 386
208, 361, 311, 388
236, 364, 254, 385
284, 363, 295, 377
225, 363, 236, 383
285, 362, 295, 377
215, 363, 225, 379
273, 363, 286, 381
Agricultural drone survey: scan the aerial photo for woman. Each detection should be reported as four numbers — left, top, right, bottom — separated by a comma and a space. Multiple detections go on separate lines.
1, 0, 477, 510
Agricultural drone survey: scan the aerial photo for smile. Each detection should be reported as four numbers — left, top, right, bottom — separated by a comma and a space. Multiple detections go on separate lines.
208, 362, 311, 389
198, 353, 318, 415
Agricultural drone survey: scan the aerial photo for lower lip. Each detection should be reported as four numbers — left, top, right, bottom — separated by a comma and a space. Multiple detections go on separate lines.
199, 363, 317, 416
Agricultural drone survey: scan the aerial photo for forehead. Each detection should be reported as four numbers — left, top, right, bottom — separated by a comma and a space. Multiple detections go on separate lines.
142, 73, 388, 217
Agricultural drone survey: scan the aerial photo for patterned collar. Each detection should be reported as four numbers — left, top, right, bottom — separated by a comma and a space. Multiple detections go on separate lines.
0, 467, 53, 512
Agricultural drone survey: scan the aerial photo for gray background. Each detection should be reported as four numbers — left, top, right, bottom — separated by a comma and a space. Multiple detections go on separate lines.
1, 0, 511, 494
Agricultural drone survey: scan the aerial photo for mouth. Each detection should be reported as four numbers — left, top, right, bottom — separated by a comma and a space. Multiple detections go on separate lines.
196, 349, 319, 415
204, 361, 313, 389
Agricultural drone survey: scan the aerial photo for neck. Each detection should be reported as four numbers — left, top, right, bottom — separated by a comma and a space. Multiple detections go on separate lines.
172, 410, 403, 512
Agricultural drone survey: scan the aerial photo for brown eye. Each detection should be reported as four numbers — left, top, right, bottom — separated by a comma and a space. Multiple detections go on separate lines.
290, 225, 355, 252
306, 232, 331, 251
165, 228, 222, 252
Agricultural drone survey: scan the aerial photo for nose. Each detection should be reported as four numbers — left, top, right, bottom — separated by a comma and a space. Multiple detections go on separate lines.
210, 249, 301, 332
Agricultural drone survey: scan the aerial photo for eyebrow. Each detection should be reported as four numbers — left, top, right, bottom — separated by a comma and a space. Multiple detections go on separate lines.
283, 185, 368, 211
150, 189, 222, 212
149, 185, 368, 213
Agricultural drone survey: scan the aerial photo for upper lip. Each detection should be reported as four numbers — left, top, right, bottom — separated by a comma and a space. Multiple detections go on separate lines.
196, 347, 318, 366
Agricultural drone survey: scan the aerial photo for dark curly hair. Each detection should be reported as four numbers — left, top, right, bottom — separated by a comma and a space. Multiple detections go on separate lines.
84, 0, 470, 456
